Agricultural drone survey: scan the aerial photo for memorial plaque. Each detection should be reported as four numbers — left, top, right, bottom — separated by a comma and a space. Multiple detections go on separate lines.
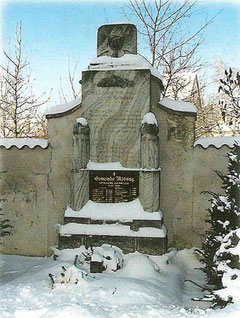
89, 170, 139, 203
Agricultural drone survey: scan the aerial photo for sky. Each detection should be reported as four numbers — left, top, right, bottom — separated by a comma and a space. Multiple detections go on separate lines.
0, 0, 240, 106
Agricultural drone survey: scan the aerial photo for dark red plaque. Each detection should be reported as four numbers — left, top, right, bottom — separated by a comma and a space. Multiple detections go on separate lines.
89, 170, 139, 203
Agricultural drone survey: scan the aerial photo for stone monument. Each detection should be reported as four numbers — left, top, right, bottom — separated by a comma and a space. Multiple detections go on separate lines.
2, 23, 237, 257
58, 23, 167, 255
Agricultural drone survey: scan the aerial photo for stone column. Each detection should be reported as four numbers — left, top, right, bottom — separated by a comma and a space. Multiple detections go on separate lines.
139, 115, 160, 212
70, 118, 90, 211
140, 122, 159, 169
72, 119, 90, 170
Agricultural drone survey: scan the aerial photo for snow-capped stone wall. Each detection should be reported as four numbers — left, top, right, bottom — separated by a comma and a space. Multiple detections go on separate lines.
0, 142, 52, 256
192, 141, 239, 245
45, 98, 81, 118
194, 136, 240, 149
0, 138, 48, 149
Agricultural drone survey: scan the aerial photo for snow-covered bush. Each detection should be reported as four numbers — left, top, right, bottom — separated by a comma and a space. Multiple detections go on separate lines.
53, 244, 124, 272
50, 244, 124, 286
93, 245, 124, 272
49, 265, 90, 286
212, 229, 240, 308
199, 143, 240, 308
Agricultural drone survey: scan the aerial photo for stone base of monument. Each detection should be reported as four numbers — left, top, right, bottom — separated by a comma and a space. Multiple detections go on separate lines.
59, 233, 167, 256
58, 199, 168, 255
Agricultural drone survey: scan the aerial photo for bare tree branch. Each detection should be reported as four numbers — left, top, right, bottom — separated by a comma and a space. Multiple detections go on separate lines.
127, 0, 217, 100
0, 21, 50, 138
58, 61, 81, 104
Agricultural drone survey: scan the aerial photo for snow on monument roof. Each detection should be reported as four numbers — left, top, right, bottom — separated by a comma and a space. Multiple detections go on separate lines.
88, 54, 163, 82
100, 22, 135, 27
194, 136, 240, 149
45, 98, 81, 117
0, 138, 48, 149
159, 97, 197, 114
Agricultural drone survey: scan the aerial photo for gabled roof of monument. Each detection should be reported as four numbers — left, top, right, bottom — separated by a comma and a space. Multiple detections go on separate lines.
88, 54, 164, 83
159, 97, 197, 116
0, 138, 48, 149
45, 98, 82, 119
194, 136, 240, 149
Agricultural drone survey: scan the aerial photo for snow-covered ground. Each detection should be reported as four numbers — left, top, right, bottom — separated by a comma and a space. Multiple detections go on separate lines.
0, 247, 239, 318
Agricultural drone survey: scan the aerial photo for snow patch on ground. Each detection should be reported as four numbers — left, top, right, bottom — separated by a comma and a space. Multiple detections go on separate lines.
1, 248, 240, 317
194, 136, 240, 149
88, 54, 163, 82
159, 97, 197, 113
0, 138, 48, 149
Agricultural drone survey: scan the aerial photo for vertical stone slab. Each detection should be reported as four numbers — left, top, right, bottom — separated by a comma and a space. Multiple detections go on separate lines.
139, 171, 160, 212
70, 170, 89, 211
97, 23, 137, 58
72, 120, 90, 169
70, 119, 90, 210
139, 116, 160, 212
140, 122, 159, 169
81, 69, 151, 167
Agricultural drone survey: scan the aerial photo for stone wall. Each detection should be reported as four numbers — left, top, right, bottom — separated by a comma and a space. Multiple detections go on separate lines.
153, 104, 196, 248
46, 106, 84, 250
192, 145, 230, 246
0, 146, 51, 256
0, 106, 85, 257
0, 21, 235, 256
152, 103, 231, 248
0, 105, 233, 255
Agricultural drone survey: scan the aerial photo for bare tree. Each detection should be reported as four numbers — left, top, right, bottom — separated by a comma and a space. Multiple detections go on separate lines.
58, 61, 81, 104
0, 22, 50, 138
195, 96, 221, 138
183, 75, 220, 138
127, 0, 214, 99
192, 60, 240, 137
219, 67, 240, 131
0, 71, 10, 137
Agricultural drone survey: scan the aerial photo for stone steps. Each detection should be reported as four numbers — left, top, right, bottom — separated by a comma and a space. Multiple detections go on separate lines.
58, 198, 167, 255
58, 215, 167, 255
64, 216, 163, 230
59, 233, 167, 255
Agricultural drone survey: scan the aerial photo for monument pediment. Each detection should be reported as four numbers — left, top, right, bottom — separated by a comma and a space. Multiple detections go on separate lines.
97, 23, 137, 58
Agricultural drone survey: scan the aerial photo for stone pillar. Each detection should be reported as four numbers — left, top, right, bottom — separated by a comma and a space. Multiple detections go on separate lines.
70, 170, 89, 211
70, 118, 90, 211
140, 122, 159, 169
139, 114, 160, 212
139, 171, 160, 212
72, 119, 90, 170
